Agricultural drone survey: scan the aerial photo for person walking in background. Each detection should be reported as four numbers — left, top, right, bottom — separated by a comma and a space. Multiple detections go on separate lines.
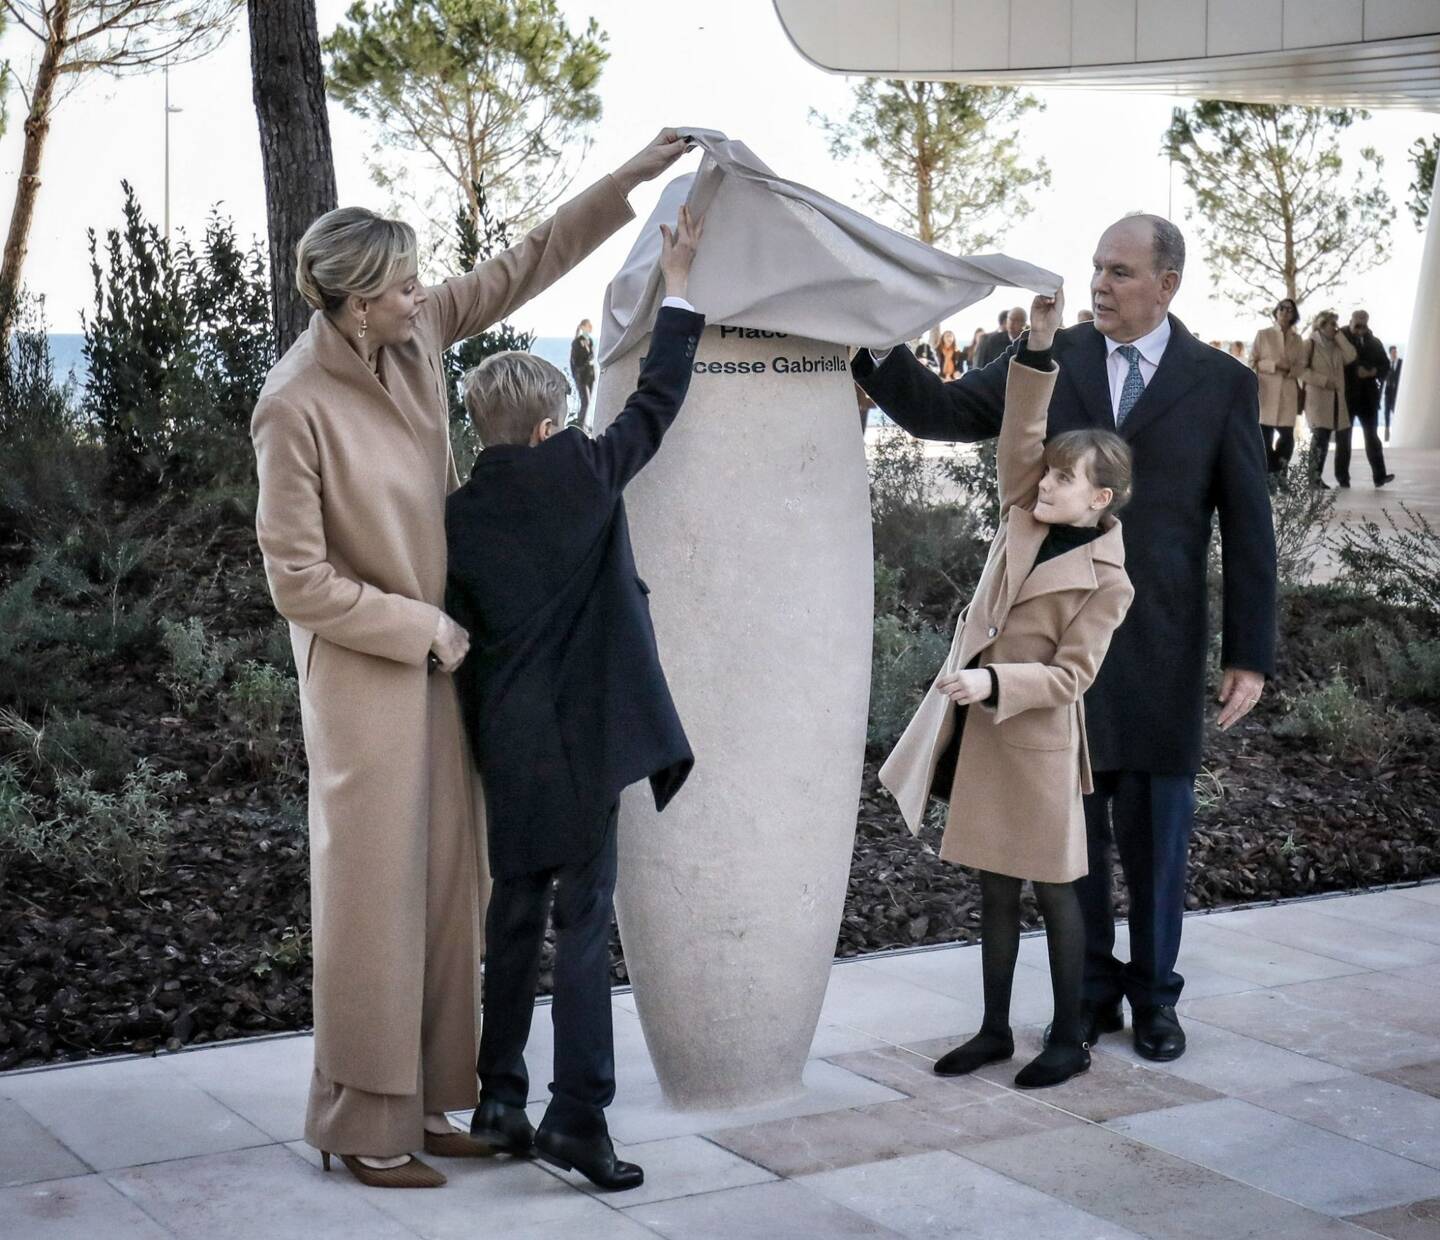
1383, 345, 1402, 441
1338, 310, 1395, 487
1250, 297, 1306, 473
975, 306, 1026, 369
1076, 309, 1095, 324
913, 336, 940, 371
570, 319, 597, 427
1300, 309, 1357, 489
937, 329, 963, 379
966, 325, 989, 370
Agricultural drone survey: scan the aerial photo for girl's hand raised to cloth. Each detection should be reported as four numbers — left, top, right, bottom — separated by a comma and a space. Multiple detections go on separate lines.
659, 204, 705, 300
936, 668, 993, 706
1027, 286, 1064, 352
613, 129, 693, 195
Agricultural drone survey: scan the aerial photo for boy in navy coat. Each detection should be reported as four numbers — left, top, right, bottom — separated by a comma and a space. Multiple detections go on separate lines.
445, 207, 704, 1192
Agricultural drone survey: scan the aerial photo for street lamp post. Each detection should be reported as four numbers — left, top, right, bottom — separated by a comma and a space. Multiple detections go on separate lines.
164, 64, 183, 242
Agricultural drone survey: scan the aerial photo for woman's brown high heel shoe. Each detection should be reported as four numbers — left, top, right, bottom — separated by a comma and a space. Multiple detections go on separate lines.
321, 1150, 447, 1188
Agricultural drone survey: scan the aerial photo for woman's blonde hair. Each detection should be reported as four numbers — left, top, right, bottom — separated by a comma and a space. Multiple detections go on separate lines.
294, 207, 418, 313
462, 351, 570, 446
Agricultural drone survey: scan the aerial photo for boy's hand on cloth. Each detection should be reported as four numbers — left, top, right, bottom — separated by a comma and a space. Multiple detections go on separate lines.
1027, 286, 1064, 352
430, 613, 470, 674
613, 129, 693, 195
936, 668, 992, 706
659, 204, 704, 300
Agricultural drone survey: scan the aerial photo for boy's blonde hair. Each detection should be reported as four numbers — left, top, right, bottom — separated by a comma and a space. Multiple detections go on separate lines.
462, 351, 570, 446
1043, 429, 1133, 516
295, 206, 417, 312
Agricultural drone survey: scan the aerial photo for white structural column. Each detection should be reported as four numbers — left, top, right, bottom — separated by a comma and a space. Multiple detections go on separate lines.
1394, 159, 1440, 449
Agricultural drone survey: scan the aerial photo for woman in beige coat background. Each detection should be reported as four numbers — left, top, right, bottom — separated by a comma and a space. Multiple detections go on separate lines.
1249, 297, 1305, 473
1299, 309, 1358, 488
880, 290, 1134, 1091
251, 130, 690, 1188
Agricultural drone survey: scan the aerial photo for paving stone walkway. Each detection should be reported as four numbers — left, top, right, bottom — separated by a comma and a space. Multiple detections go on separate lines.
4, 885, 1440, 1239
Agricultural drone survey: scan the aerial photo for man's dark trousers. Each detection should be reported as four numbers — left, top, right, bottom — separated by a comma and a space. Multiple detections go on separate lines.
1078, 773, 1196, 1008
1334, 410, 1389, 485
478, 806, 619, 1139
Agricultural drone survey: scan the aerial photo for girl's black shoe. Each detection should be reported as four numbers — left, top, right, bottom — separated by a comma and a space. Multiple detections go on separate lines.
1014, 1042, 1090, 1089
933, 1029, 1014, 1076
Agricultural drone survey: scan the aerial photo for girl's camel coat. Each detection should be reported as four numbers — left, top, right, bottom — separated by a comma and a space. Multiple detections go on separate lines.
252, 176, 634, 1098
879, 361, 1134, 884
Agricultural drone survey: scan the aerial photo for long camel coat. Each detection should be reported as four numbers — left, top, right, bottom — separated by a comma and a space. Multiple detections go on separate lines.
252, 175, 634, 1097
1300, 330, 1357, 432
879, 360, 1134, 884
1250, 325, 1306, 428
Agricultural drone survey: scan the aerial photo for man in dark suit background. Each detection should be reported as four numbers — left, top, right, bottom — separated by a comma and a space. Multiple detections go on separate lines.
1338, 310, 1395, 486
853, 213, 1277, 1063
975, 305, 1027, 369
446, 209, 704, 1192
1383, 345, 1402, 441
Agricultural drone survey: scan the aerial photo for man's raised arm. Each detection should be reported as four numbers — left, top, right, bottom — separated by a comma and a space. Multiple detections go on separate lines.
851, 339, 1014, 443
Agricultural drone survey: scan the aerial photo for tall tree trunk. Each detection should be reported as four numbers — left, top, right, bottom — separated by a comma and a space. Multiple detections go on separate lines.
0, 0, 72, 341
247, 0, 337, 357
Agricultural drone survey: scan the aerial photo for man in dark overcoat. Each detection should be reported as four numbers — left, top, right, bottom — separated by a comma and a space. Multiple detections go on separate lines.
1338, 310, 1395, 486
445, 211, 704, 1190
853, 214, 1277, 1062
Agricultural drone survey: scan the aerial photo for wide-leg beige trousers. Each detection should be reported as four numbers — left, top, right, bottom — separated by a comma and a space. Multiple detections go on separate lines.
304, 682, 488, 1157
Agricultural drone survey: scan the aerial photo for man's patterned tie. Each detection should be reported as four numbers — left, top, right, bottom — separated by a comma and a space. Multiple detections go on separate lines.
1115, 344, 1145, 428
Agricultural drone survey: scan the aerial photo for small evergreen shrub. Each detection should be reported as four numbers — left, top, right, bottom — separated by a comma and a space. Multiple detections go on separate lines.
1274, 672, 1407, 764
1387, 639, 1440, 704
1334, 503, 1440, 614
224, 660, 299, 774
159, 617, 236, 713
869, 614, 951, 753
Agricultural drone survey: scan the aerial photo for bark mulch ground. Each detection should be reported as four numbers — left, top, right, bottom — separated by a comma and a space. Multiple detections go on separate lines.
1, 572, 1435, 1071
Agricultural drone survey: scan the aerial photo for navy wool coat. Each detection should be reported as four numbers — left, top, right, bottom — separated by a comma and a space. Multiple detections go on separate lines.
854, 316, 1277, 775
446, 306, 704, 877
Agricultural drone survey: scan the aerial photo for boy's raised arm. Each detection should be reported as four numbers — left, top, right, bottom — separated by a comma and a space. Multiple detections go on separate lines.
997, 290, 1063, 515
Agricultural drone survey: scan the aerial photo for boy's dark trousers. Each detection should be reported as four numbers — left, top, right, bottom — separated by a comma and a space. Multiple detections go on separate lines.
477, 805, 619, 1139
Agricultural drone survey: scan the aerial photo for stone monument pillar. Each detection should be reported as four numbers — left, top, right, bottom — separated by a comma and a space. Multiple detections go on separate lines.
1394, 159, 1440, 449
593, 325, 872, 1109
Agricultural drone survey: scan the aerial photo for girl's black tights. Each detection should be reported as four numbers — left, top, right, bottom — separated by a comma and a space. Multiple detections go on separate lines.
977, 871, 1085, 1044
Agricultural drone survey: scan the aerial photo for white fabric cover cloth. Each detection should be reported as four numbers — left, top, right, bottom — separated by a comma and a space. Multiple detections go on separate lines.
599, 129, 1062, 366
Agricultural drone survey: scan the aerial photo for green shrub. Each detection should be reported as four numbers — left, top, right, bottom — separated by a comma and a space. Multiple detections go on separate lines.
0, 758, 185, 894
1274, 672, 1407, 764
1387, 639, 1440, 704
869, 613, 951, 753
1269, 460, 1337, 588
1334, 503, 1440, 614
223, 660, 299, 773
159, 617, 236, 713
941, 439, 1000, 535
1309, 619, 1400, 699
0, 709, 134, 793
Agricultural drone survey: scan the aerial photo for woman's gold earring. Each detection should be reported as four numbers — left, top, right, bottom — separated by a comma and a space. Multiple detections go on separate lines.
359, 315, 368, 340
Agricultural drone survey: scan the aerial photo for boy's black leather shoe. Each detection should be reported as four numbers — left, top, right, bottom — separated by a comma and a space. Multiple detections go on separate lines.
469, 1099, 536, 1156
535, 1128, 643, 1192
1044, 998, 1123, 1048
1133, 1005, 1186, 1061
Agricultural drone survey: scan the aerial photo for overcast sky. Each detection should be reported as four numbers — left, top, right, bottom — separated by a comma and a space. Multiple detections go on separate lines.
1, 0, 1434, 348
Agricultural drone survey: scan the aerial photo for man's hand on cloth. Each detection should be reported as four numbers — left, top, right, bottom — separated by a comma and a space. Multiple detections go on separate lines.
613, 129, 694, 196
1216, 667, 1265, 730
659, 204, 705, 301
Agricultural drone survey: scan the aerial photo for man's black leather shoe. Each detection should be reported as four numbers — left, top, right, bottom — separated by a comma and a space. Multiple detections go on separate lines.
1377, 473, 1396, 487
469, 1099, 536, 1156
1133, 1005, 1186, 1061
1044, 998, 1123, 1048
535, 1128, 643, 1192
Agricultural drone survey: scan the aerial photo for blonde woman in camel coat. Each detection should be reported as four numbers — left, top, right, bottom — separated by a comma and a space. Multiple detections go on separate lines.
1299, 309, 1357, 488
880, 290, 1134, 1092
251, 131, 690, 1188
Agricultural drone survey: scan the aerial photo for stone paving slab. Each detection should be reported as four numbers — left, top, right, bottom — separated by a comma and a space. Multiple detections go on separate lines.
3, 885, 1440, 1238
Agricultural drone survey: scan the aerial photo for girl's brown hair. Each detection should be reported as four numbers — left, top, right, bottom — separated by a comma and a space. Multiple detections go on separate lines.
1042, 429, 1133, 516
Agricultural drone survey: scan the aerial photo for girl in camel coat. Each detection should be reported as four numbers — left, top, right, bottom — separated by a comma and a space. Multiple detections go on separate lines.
880, 290, 1134, 1091
251, 132, 689, 1189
